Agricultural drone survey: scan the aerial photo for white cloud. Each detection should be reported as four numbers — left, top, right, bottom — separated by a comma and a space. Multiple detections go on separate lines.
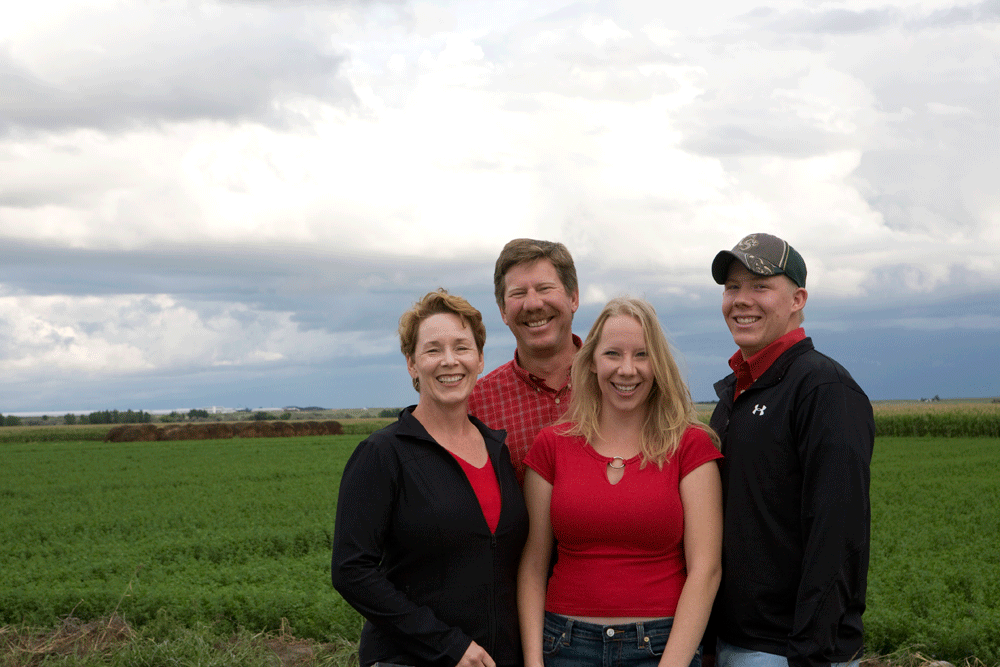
580, 17, 632, 45
0, 294, 393, 383
926, 102, 975, 115
1, 0, 354, 132
1, 0, 995, 293
1, 0, 998, 410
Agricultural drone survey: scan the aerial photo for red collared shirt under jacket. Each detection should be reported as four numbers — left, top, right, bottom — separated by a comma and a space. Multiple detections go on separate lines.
729, 328, 806, 400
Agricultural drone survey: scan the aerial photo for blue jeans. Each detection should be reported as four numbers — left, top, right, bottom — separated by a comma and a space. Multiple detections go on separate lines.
716, 638, 860, 667
542, 611, 702, 667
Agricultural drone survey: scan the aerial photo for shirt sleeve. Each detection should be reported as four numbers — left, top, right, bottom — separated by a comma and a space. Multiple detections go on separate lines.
786, 379, 874, 667
330, 437, 472, 666
677, 425, 724, 478
523, 426, 558, 484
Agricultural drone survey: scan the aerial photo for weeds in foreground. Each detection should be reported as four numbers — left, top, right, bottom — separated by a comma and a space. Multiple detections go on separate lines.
0, 616, 358, 667
864, 647, 994, 667
3, 619, 994, 667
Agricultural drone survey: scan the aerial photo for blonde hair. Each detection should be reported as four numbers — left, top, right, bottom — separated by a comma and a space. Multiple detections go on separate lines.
559, 296, 718, 467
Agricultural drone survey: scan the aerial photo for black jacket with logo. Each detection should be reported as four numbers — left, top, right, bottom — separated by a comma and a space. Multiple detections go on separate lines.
709, 338, 874, 667
331, 406, 528, 667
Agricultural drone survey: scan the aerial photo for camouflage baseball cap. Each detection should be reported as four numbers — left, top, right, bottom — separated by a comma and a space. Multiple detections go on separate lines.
712, 233, 807, 287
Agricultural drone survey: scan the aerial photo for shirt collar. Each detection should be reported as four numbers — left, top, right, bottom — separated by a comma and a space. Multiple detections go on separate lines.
512, 334, 582, 392
729, 327, 806, 385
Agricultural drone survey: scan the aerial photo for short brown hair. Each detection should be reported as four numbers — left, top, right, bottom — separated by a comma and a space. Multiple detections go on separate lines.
399, 288, 486, 360
493, 238, 578, 309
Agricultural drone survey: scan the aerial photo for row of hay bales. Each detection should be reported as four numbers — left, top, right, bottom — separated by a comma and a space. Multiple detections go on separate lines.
104, 420, 344, 442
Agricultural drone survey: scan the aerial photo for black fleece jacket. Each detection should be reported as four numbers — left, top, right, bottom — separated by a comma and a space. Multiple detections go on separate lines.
331, 406, 528, 667
709, 338, 874, 667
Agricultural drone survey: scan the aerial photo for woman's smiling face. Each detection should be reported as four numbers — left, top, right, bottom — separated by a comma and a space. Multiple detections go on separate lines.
406, 312, 484, 407
591, 315, 653, 417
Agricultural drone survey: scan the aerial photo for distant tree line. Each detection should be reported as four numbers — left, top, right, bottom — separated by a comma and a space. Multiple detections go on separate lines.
0, 414, 23, 427
80, 410, 154, 425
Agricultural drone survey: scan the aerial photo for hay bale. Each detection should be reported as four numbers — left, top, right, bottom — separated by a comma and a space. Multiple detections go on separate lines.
104, 425, 128, 442
272, 421, 295, 437
104, 418, 343, 443
159, 424, 201, 441
239, 422, 273, 438
104, 424, 159, 442
232, 422, 254, 437
199, 423, 236, 440
158, 426, 183, 441
299, 421, 332, 436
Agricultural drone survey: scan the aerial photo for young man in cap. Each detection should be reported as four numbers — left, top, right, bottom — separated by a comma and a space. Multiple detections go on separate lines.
468, 238, 580, 484
708, 233, 875, 667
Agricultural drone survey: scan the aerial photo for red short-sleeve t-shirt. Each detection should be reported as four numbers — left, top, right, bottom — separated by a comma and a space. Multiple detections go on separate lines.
524, 423, 722, 617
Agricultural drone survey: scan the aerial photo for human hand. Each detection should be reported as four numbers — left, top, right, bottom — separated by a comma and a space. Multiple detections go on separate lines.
456, 641, 495, 667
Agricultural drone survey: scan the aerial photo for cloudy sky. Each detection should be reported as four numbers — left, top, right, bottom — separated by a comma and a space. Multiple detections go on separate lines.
1, 0, 997, 415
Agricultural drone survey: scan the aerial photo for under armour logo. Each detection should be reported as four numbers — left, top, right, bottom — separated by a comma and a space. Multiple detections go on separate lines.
752, 404, 767, 416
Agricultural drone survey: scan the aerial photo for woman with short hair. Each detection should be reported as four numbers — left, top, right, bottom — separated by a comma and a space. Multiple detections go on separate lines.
333, 289, 528, 667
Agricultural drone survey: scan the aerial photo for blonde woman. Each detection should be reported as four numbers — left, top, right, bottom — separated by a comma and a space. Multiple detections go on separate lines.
518, 297, 723, 667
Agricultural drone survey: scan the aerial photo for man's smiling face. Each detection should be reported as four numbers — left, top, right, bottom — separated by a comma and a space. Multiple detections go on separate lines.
501, 258, 578, 358
722, 262, 807, 358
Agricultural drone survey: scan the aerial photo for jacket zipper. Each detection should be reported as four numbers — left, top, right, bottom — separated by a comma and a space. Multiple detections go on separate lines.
490, 531, 499, 656
446, 436, 501, 657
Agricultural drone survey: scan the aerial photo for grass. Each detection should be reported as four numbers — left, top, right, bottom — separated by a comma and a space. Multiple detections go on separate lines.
1, 435, 364, 641
865, 437, 1000, 664
2, 405, 999, 666
0, 424, 112, 444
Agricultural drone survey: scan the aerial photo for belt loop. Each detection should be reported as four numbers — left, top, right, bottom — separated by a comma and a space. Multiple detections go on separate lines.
562, 617, 574, 647
635, 621, 646, 649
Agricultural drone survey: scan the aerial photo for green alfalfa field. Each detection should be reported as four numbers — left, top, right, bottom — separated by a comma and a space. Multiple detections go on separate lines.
1, 400, 998, 666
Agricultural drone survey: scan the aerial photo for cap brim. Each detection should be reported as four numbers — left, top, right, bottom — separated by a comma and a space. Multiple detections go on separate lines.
712, 251, 737, 284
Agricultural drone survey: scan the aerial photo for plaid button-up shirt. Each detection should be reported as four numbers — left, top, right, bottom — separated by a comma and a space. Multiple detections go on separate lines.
468, 336, 580, 485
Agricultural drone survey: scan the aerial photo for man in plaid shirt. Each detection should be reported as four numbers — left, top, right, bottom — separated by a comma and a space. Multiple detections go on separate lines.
468, 239, 581, 485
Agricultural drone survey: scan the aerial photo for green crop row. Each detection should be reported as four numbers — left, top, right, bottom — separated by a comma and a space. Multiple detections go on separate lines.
0, 424, 112, 444
866, 437, 1000, 664
696, 401, 1000, 438
3, 434, 999, 665
1, 435, 365, 643
873, 411, 1000, 437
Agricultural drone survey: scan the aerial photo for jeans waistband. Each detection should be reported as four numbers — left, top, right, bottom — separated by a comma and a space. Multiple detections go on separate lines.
544, 611, 674, 648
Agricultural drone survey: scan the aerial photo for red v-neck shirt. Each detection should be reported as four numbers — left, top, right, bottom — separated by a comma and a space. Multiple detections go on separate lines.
451, 453, 501, 533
